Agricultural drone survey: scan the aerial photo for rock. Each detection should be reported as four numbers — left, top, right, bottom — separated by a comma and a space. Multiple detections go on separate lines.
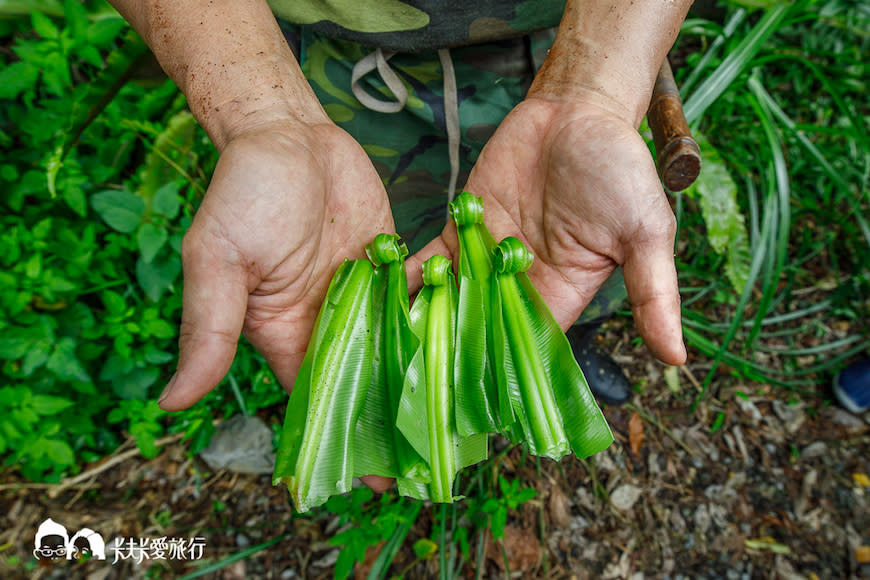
220, 561, 247, 580
734, 396, 762, 425
823, 408, 867, 431
610, 484, 643, 512
772, 400, 806, 434
801, 441, 828, 460
693, 504, 711, 535
311, 549, 339, 569
199, 415, 276, 474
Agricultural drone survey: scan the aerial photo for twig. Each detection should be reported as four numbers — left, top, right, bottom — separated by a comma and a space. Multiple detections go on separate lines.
679, 364, 704, 393
626, 403, 698, 458
48, 432, 185, 498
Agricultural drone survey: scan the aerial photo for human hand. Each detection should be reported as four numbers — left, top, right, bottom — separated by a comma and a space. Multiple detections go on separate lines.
157, 120, 395, 411
409, 96, 686, 365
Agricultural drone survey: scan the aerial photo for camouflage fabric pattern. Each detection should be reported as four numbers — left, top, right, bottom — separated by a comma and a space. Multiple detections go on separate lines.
282, 26, 627, 323
269, 0, 567, 52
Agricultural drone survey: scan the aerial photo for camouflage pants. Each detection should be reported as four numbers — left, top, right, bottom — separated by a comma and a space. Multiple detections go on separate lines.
282, 25, 627, 323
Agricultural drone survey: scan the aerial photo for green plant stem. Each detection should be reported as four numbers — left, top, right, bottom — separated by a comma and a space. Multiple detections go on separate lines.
426, 282, 456, 502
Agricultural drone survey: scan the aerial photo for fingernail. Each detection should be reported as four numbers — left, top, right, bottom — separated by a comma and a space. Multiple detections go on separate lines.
158, 374, 178, 406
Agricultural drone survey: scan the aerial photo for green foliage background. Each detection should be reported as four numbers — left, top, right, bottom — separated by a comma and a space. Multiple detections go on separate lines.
0, 0, 285, 482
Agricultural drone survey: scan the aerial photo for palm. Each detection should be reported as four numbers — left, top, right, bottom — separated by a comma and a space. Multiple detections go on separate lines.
164, 122, 394, 409
411, 98, 685, 365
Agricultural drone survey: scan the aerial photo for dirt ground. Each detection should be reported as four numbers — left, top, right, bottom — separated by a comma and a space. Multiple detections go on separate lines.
1, 320, 869, 580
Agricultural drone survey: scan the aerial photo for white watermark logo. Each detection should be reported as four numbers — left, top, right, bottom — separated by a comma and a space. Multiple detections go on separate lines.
33, 518, 106, 561
32, 518, 206, 565
112, 536, 206, 564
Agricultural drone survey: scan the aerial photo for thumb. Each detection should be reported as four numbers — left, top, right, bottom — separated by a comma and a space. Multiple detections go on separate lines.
622, 218, 687, 366
158, 234, 249, 411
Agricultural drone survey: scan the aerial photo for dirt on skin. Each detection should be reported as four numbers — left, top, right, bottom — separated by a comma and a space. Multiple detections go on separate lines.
1, 319, 868, 580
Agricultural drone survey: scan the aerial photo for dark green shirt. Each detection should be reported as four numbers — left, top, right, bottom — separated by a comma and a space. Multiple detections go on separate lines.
268, 0, 566, 51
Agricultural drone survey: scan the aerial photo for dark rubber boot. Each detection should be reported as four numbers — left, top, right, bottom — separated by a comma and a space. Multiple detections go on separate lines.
566, 321, 632, 406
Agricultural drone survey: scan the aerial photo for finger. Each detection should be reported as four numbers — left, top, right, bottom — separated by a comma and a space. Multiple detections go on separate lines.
622, 219, 687, 366
159, 233, 249, 411
359, 474, 395, 493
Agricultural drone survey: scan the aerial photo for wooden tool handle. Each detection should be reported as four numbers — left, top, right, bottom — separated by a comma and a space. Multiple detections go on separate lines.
647, 59, 701, 192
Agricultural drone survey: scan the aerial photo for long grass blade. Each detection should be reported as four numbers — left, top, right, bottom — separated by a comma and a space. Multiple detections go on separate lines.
679, 8, 748, 97
683, 4, 791, 125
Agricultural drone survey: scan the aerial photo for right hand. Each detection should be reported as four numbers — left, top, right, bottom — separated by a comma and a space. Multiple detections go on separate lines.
157, 119, 394, 413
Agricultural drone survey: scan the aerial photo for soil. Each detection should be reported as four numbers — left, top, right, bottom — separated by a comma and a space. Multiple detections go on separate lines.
1, 319, 868, 580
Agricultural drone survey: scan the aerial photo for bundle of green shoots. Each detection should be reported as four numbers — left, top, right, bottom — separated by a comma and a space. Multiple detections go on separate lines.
274, 192, 613, 512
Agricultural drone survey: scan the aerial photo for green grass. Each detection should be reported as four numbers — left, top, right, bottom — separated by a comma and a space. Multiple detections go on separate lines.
673, 0, 869, 400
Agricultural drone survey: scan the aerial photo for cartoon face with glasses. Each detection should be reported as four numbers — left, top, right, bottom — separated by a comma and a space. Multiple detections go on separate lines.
33, 519, 107, 561
33, 519, 69, 560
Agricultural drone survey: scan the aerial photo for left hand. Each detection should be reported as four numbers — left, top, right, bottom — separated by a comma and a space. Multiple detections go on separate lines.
408, 96, 686, 366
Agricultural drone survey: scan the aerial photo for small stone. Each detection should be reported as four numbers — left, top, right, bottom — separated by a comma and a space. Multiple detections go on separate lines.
199, 415, 276, 474
693, 504, 711, 534
772, 400, 806, 434
236, 533, 250, 548
801, 442, 828, 460
734, 397, 762, 425
610, 484, 643, 512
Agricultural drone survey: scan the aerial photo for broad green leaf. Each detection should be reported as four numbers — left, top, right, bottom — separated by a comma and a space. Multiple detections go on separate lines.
21, 346, 50, 376
46, 337, 91, 382
63, 0, 88, 42
687, 134, 751, 293
111, 367, 160, 400
91, 189, 145, 233
274, 260, 376, 513
143, 317, 175, 339
0, 337, 32, 359
137, 222, 168, 263
152, 182, 181, 219
136, 254, 181, 301
492, 238, 612, 460
31, 10, 59, 39
43, 438, 74, 465
31, 394, 74, 415
63, 186, 87, 217
0, 61, 39, 100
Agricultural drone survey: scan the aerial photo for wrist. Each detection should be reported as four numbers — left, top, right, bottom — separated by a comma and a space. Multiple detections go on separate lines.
528, 0, 692, 128
185, 55, 331, 151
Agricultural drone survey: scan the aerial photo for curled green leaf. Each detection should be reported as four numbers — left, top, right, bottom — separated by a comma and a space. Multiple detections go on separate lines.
355, 234, 428, 488
449, 191, 504, 436
491, 237, 613, 460
273, 259, 376, 513
397, 254, 487, 502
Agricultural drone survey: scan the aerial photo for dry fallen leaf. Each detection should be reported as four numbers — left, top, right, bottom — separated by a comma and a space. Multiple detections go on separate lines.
629, 412, 645, 456
487, 525, 541, 572
548, 485, 572, 529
